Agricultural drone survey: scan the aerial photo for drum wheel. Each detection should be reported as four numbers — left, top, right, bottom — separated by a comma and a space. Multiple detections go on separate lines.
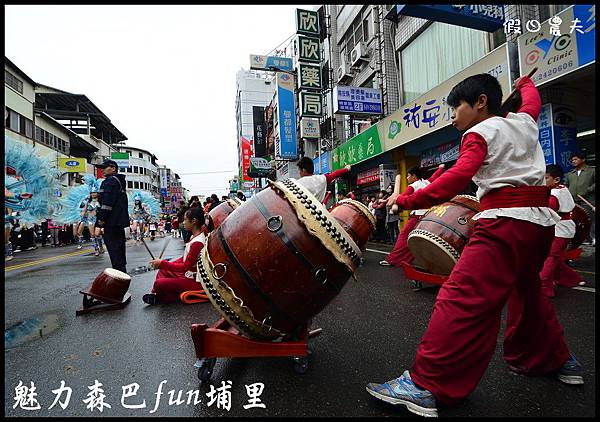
196, 357, 217, 382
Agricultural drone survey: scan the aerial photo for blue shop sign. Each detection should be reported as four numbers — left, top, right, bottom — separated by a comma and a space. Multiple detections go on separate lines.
313, 151, 329, 175
396, 4, 505, 32
333, 86, 383, 115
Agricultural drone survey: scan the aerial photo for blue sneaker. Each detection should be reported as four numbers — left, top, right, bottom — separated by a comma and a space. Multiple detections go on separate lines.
557, 354, 584, 385
366, 370, 438, 417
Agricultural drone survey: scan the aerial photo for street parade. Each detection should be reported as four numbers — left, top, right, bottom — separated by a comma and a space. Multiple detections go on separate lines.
4, 4, 595, 418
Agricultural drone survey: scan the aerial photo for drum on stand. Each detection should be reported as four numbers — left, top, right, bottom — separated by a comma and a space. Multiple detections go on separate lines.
208, 197, 242, 230
568, 204, 591, 250
196, 179, 364, 340
407, 195, 480, 276
329, 199, 376, 251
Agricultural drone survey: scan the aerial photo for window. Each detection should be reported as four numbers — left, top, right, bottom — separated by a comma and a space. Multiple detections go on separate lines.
133, 166, 139, 174
134, 181, 139, 189
127, 181, 133, 189
9, 110, 20, 132
340, 6, 372, 63
138, 152, 143, 159
127, 150, 131, 156
5, 71, 24, 94
127, 166, 131, 173
25, 119, 33, 139
35, 126, 43, 142
400, 21, 486, 103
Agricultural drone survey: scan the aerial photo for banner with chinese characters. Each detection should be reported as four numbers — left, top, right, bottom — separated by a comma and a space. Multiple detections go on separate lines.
313, 151, 329, 175
58, 157, 86, 173
537, 103, 578, 172
378, 43, 511, 152
253, 106, 266, 157
356, 167, 380, 185
298, 63, 322, 90
300, 92, 323, 117
240, 136, 253, 182
331, 125, 383, 170
296, 8, 320, 37
395, 4, 505, 32
517, 5, 595, 87
250, 55, 294, 72
420, 140, 460, 168
275, 72, 298, 160
297, 35, 321, 63
333, 85, 383, 115
379, 164, 397, 192
300, 117, 320, 139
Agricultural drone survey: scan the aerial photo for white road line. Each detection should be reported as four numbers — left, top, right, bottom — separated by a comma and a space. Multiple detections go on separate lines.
365, 248, 595, 294
366, 248, 389, 255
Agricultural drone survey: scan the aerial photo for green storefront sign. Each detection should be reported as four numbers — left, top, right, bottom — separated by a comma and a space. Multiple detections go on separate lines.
331, 125, 383, 170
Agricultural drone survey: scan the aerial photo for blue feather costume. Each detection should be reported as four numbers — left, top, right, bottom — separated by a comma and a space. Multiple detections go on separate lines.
128, 190, 161, 221
4, 136, 61, 225
54, 175, 103, 225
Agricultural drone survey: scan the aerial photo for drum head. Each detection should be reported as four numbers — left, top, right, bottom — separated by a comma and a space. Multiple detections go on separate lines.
338, 199, 376, 229
407, 229, 460, 276
568, 205, 591, 250
104, 268, 131, 281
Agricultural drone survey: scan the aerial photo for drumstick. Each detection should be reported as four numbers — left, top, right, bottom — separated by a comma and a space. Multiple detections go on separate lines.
158, 237, 171, 259
577, 195, 596, 212
322, 191, 332, 205
501, 67, 538, 109
140, 237, 156, 260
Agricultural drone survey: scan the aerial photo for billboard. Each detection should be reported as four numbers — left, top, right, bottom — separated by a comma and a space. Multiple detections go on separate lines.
253, 106, 266, 157
396, 4, 505, 32
58, 158, 86, 173
250, 55, 294, 72
333, 85, 383, 115
517, 5, 595, 87
275, 72, 298, 160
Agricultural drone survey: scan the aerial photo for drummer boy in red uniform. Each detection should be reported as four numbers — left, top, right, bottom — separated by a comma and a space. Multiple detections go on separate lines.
539, 164, 585, 297
366, 74, 583, 417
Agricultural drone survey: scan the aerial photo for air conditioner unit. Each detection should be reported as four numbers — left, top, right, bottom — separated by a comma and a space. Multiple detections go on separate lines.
350, 42, 369, 66
337, 58, 352, 83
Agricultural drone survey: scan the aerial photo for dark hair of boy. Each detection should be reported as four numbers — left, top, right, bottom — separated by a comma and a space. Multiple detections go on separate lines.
185, 207, 206, 227
407, 167, 423, 179
297, 156, 314, 174
447, 73, 503, 116
546, 164, 564, 180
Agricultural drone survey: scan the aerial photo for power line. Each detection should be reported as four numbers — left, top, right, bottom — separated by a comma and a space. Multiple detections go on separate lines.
265, 32, 296, 56
178, 170, 237, 175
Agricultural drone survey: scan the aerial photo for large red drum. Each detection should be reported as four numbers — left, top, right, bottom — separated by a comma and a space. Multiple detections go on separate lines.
407, 195, 480, 276
208, 198, 242, 230
80, 268, 131, 304
568, 204, 591, 250
196, 179, 363, 340
329, 199, 376, 251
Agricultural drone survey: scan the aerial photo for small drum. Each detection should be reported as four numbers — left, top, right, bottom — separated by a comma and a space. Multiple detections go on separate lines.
208, 198, 243, 230
80, 268, 132, 304
568, 204, 591, 250
407, 195, 480, 276
196, 179, 362, 340
330, 199, 376, 251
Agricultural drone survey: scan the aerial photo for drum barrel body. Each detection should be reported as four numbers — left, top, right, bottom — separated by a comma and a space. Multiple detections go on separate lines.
568, 204, 591, 250
330, 200, 375, 251
198, 181, 359, 340
85, 270, 131, 304
208, 201, 236, 230
407, 196, 480, 275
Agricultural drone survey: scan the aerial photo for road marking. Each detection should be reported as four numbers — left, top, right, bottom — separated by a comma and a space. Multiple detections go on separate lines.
366, 248, 388, 255
5, 249, 94, 272
572, 286, 595, 293
365, 248, 595, 293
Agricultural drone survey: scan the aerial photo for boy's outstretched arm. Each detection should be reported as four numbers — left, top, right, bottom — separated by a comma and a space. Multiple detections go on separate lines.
515, 76, 541, 121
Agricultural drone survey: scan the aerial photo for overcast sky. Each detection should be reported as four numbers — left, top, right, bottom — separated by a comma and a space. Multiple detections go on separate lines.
5, 5, 315, 198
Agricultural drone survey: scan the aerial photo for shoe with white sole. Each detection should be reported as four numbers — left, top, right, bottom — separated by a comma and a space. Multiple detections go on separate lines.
366, 370, 438, 417
557, 354, 584, 385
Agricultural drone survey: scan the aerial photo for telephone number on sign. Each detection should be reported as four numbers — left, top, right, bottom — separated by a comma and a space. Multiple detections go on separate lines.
534, 60, 574, 82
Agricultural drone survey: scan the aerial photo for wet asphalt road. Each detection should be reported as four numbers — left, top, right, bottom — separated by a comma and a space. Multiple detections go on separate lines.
4, 237, 595, 417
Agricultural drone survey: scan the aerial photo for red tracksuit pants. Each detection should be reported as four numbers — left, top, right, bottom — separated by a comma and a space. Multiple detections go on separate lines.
151, 268, 203, 304
539, 237, 583, 297
410, 217, 571, 406
386, 215, 420, 266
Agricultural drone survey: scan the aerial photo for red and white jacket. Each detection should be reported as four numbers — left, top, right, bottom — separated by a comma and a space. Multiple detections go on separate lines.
158, 232, 206, 279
